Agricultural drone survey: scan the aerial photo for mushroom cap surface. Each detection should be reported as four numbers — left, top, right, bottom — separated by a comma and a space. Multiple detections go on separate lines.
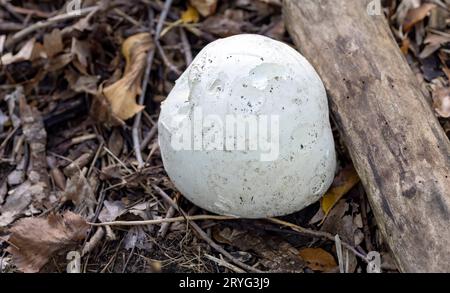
158, 34, 336, 218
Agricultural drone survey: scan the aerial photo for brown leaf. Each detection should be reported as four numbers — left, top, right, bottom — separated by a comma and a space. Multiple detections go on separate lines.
298, 248, 337, 272
403, 3, 437, 32
62, 173, 96, 218
65, 69, 99, 95
7, 211, 89, 273
433, 87, 450, 118
189, 0, 218, 17
43, 29, 63, 58
101, 33, 154, 121
419, 33, 450, 59
201, 9, 247, 38
71, 38, 91, 73
0, 181, 34, 227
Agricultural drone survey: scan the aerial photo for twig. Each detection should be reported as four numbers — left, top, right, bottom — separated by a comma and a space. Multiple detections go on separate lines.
158, 193, 179, 238
7, 6, 99, 48
205, 254, 246, 273
132, 0, 172, 168
140, 123, 158, 151
179, 27, 193, 66
158, 206, 176, 237
150, 184, 263, 273
89, 214, 236, 226
267, 218, 369, 263
156, 42, 181, 75
0, 236, 18, 250
82, 227, 105, 256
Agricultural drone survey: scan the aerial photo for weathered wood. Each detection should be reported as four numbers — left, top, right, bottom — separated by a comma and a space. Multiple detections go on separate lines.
284, 0, 450, 272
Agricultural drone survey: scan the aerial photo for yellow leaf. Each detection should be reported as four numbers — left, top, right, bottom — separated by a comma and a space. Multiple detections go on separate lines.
298, 248, 337, 272
181, 5, 200, 24
102, 33, 153, 121
321, 166, 360, 219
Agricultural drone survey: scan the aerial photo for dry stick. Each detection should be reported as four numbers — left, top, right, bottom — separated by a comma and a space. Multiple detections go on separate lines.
132, 0, 173, 168
151, 184, 263, 273
156, 41, 181, 75
158, 205, 176, 237
140, 123, 158, 151
205, 254, 246, 273
267, 218, 368, 263
179, 27, 193, 65
6, 6, 99, 48
158, 193, 180, 237
90, 214, 236, 226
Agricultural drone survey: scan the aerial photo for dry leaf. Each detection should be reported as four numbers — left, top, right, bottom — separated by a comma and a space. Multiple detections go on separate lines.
1, 38, 46, 65
419, 33, 450, 59
433, 87, 450, 118
102, 33, 154, 121
71, 38, 91, 73
321, 166, 360, 220
7, 211, 89, 273
213, 226, 305, 272
0, 181, 34, 227
98, 200, 126, 223
62, 173, 96, 218
403, 3, 437, 32
298, 248, 337, 272
65, 69, 99, 95
43, 29, 63, 58
201, 13, 245, 37
189, 0, 217, 17
182, 5, 200, 23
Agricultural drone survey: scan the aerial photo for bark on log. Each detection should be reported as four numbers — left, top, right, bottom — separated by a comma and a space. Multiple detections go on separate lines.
283, 0, 450, 272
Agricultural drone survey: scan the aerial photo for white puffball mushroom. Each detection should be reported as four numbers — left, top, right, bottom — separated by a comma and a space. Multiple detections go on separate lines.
158, 34, 336, 218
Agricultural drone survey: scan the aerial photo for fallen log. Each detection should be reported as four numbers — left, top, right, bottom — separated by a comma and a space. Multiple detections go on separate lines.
283, 0, 450, 272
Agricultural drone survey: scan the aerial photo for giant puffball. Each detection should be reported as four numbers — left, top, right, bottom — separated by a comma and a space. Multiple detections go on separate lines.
158, 34, 336, 218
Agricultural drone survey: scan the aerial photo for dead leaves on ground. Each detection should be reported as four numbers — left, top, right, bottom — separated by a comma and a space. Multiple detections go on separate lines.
433, 87, 450, 118
298, 248, 337, 272
7, 211, 89, 273
403, 3, 436, 32
101, 33, 154, 122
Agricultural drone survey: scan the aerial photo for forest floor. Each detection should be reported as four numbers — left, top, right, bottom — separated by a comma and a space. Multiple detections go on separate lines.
0, 0, 448, 273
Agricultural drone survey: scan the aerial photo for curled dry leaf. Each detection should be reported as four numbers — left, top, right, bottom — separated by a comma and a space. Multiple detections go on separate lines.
189, 0, 217, 17
403, 3, 437, 32
101, 33, 154, 121
7, 211, 89, 273
433, 87, 450, 118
